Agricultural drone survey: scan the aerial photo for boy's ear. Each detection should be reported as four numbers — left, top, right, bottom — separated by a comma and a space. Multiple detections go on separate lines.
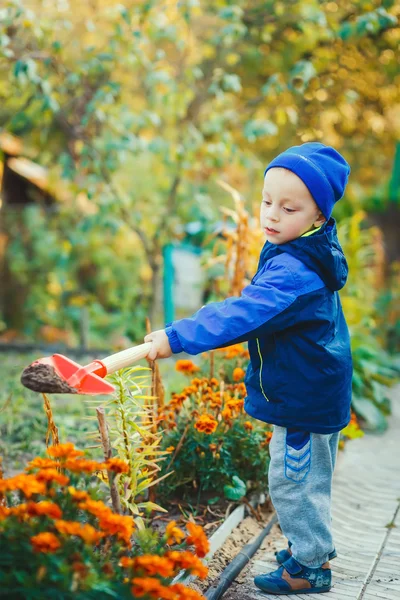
314, 212, 326, 227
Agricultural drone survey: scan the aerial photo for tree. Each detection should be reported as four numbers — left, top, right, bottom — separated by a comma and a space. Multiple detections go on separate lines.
0, 0, 398, 336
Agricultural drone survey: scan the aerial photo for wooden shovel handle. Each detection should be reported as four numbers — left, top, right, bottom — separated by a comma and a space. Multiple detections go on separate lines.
101, 342, 152, 375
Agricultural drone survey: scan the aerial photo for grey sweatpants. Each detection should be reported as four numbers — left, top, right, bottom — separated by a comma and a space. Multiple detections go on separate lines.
268, 425, 340, 568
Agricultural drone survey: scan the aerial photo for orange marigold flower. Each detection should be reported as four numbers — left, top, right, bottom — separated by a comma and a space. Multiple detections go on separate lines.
0, 506, 10, 520
55, 519, 104, 544
233, 367, 245, 382
222, 344, 244, 358
31, 532, 61, 553
166, 551, 208, 579
166, 520, 186, 545
99, 512, 134, 545
0, 474, 46, 498
244, 421, 253, 432
208, 443, 217, 452
261, 431, 273, 447
175, 360, 200, 374
47, 443, 84, 459
104, 457, 129, 474
166, 446, 175, 453
221, 407, 232, 422
194, 414, 218, 435
27, 501, 62, 520
170, 582, 206, 600
131, 577, 174, 599
79, 499, 134, 545
68, 487, 89, 502
186, 522, 210, 558
8, 504, 28, 520
209, 395, 222, 409
134, 555, 175, 578
226, 398, 244, 412
234, 382, 247, 397
26, 457, 57, 471
64, 458, 105, 473
119, 556, 135, 569
35, 469, 69, 486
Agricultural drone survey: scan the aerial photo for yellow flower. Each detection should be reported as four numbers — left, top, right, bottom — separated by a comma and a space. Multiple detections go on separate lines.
244, 421, 253, 432
31, 532, 61, 553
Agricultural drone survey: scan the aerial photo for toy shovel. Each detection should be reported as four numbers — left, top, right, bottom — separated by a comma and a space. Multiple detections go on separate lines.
20, 342, 153, 395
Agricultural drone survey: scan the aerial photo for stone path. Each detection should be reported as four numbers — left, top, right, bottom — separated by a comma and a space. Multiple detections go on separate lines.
224, 385, 400, 600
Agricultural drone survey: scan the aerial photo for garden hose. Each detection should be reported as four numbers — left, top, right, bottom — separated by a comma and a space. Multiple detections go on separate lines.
205, 512, 278, 600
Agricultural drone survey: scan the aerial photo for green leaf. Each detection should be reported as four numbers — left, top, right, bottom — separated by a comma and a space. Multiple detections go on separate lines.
352, 395, 388, 432
137, 501, 168, 513
207, 496, 220, 505
222, 74, 242, 93
223, 475, 246, 501
243, 119, 278, 143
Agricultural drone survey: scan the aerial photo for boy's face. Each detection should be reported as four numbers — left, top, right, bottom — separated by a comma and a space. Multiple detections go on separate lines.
260, 167, 326, 245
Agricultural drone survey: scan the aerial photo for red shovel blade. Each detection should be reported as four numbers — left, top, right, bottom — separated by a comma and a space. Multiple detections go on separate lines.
49, 354, 115, 395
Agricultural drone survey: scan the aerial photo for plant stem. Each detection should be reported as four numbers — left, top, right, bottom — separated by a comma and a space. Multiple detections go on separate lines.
96, 406, 122, 515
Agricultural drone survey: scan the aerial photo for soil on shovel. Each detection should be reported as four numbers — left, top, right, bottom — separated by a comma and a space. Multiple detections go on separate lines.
21, 363, 77, 394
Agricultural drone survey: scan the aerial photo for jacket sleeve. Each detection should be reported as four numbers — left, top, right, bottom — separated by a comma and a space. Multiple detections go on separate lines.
165, 259, 299, 355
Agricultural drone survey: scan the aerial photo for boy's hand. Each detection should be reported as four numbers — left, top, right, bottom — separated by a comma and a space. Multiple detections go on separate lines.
144, 329, 172, 360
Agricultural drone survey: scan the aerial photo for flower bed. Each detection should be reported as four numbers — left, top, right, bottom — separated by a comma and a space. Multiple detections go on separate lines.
0, 443, 209, 599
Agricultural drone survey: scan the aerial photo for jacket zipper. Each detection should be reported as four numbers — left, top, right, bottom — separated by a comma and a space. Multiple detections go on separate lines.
256, 338, 269, 402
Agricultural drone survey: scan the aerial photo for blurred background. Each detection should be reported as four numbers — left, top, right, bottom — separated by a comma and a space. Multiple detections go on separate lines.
0, 0, 399, 453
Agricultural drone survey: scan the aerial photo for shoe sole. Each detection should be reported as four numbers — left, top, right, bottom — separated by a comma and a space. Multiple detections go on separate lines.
255, 585, 332, 595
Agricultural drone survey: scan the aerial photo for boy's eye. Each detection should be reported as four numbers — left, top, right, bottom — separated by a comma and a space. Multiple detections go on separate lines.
284, 207, 296, 213
262, 199, 271, 205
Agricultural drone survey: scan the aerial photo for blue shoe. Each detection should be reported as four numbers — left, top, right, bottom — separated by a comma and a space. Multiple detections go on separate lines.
254, 556, 332, 595
275, 541, 337, 564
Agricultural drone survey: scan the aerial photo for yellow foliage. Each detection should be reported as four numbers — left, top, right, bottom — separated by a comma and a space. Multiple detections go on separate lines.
338, 211, 385, 330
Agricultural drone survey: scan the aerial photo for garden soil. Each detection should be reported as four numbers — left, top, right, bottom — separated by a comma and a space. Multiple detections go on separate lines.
187, 502, 283, 595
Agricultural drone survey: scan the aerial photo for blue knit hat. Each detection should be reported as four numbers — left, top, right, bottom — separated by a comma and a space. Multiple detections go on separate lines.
264, 142, 350, 219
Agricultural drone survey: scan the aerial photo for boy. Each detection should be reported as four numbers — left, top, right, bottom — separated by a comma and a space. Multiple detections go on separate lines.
144, 142, 352, 595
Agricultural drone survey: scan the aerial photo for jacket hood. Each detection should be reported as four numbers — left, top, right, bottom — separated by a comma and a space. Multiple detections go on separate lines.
260, 218, 348, 291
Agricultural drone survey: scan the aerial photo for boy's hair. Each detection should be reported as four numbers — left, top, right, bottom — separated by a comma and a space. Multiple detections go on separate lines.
264, 142, 350, 219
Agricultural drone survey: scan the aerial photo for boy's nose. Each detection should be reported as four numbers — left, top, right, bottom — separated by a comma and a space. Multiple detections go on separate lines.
268, 208, 279, 222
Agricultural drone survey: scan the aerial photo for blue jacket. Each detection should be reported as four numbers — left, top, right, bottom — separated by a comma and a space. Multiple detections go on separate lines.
165, 218, 352, 434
